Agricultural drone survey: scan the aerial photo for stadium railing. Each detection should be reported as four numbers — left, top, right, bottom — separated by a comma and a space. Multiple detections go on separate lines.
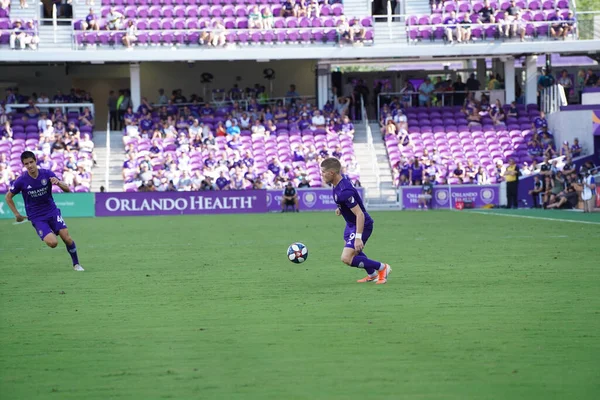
540, 84, 568, 114
5, 103, 96, 117
361, 96, 380, 204
376, 90, 507, 119
148, 95, 317, 111
105, 111, 111, 192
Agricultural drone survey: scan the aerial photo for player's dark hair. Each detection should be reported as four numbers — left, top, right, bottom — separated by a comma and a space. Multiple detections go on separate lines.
321, 158, 342, 173
20, 151, 36, 163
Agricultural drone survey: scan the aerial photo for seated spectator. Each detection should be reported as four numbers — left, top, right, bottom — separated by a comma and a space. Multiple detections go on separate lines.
82, 8, 99, 31
571, 138, 582, 157
418, 176, 433, 210
549, 10, 564, 39
281, 181, 299, 212
280, 0, 295, 17
339, 115, 355, 137
459, 17, 472, 42
477, 0, 497, 25
512, 12, 526, 41
311, 110, 325, 129
79, 107, 94, 126
337, 17, 353, 46
122, 20, 137, 50
467, 107, 482, 127
25, 100, 40, 118
398, 129, 411, 149
490, 100, 505, 125
294, 0, 307, 18
507, 101, 519, 117
262, 8, 274, 29
383, 119, 397, 139
350, 18, 367, 44
307, 0, 320, 18
444, 11, 462, 44
501, 0, 520, 37
475, 166, 489, 185
0, 0, 10, 11
211, 21, 226, 47
562, 10, 575, 39
10, 21, 38, 50
528, 175, 544, 208
106, 7, 124, 31
532, 111, 548, 133
248, 6, 263, 29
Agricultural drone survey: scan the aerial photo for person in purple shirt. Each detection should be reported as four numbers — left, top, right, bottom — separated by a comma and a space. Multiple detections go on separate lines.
5, 151, 84, 271
532, 111, 547, 132
216, 171, 230, 190
570, 138, 582, 157
320, 157, 391, 284
409, 158, 424, 185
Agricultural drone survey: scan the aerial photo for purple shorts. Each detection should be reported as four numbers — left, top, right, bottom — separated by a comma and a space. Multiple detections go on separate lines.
343, 224, 373, 249
31, 210, 68, 240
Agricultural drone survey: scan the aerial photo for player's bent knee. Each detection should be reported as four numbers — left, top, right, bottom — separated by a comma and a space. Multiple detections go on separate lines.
340, 254, 353, 265
45, 239, 58, 248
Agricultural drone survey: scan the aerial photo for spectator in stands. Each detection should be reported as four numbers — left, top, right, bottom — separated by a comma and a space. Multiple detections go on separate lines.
582, 169, 597, 213
563, 156, 576, 175
0, 0, 10, 11
466, 73, 481, 91
549, 10, 565, 39
584, 69, 598, 87
444, 11, 461, 44
281, 0, 295, 17
19, 0, 27, 8
467, 107, 482, 127
106, 7, 124, 31
311, 110, 325, 129
532, 110, 547, 133
307, 0, 320, 18
262, 8, 274, 29
211, 21, 226, 47
561, 11, 575, 39
501, 0, 520, 37
157, 89, 168, 105
571, 138, 582, 157
337, 16, 353, 46
122, 20, 137, 50
418, 77, 435, 107
557, 69, 573, 93
249, 6, 263, 29
475, 166, 489, 185
477, 0, 497, 25
79, 107, 94, 127
490, 99, 505, 125
82, 8, 99, 31
350, 18, 367, 44
409, 158, 424, 186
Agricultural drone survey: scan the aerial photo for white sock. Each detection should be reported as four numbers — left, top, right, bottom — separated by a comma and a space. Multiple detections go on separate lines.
378, 263, 386, 271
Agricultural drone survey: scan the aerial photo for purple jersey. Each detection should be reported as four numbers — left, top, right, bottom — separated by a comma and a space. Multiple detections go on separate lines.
333, 177, 373, 226
10, 169, 58, 221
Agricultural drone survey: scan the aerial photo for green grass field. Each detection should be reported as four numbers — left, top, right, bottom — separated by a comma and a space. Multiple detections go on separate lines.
1, 210, 599, 400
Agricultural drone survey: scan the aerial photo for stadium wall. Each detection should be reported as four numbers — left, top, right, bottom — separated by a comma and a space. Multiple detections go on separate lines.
548, 108, 599, 157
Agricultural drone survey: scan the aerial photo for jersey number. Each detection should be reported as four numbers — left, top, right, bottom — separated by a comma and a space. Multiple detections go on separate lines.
57, 215, 64, 224
347, 233, 355, 245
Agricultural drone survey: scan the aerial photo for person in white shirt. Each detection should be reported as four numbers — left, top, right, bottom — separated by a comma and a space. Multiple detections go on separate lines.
122, 20, 137, 49
106, 7, 124, 31
311, 110, 325, 128
393, 109, 408, 131
239, 113, 251, 129
251, 119, 266, 136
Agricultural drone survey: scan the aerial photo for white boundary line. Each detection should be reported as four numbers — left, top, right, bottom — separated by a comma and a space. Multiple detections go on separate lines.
470, 211, 600, 225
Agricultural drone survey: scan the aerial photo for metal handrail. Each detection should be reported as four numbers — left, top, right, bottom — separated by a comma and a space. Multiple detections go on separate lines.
5, 102, 96, 117
361, 96, 380, 200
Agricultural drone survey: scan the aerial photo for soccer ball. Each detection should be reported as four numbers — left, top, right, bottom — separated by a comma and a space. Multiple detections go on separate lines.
287, 242, 308, 263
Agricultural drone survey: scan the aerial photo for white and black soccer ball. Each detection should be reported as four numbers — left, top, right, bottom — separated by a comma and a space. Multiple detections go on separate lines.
287, 242, 308, 264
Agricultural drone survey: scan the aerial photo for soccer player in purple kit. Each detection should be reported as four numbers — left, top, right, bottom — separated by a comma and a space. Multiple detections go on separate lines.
4, 151, 84, 271
320, 158, 391, 284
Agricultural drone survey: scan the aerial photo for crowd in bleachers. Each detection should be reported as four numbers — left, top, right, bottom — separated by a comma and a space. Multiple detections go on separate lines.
0, 88, 97, 193
121, 87, 360, 192
74, 0, 374, 48
409, 0, 577, 43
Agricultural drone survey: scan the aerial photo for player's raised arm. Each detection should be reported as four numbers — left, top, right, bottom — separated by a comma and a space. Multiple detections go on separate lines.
50, 177, 71, 193
5, 192, 27, 222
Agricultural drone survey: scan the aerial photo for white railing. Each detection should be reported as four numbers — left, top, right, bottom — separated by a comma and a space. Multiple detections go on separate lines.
52, 4, 57, 43
105, 112, 110, 191
541, 84, 568, 114
5, 102, 96, 117
361, 97, 381, 199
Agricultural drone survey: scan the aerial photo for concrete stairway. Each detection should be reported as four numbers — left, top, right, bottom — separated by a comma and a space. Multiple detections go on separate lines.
91, 130, 125, 192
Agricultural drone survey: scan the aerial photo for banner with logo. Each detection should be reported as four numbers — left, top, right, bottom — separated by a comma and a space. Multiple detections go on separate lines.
266, 188, 364, 212
399, 185, 499, 209
95, 190, 267, 217
0, 192, 95, 219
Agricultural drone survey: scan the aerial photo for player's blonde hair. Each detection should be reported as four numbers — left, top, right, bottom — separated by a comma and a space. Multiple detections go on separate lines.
320, 158, 342, 173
